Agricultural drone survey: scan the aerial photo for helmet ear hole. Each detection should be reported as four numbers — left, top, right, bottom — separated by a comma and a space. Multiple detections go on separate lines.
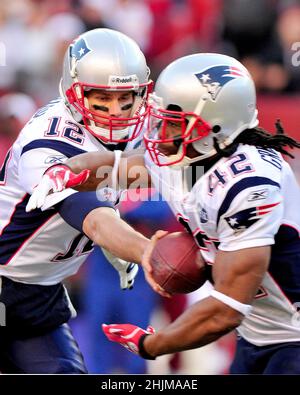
212, 125, 221, 133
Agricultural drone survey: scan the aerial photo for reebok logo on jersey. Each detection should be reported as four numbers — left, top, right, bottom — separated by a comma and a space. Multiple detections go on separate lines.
45, 155, 67, 165
225, 202, 281, 233
195, 65, 248, 101
247, 188, 269, 202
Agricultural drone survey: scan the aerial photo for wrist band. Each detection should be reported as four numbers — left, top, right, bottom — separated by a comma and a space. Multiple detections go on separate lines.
138, 334, 156, 360
210, 289, 252, 316
112, 150, 122, 191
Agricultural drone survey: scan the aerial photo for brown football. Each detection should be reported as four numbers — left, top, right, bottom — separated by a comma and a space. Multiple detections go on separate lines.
150, 231, 207, 294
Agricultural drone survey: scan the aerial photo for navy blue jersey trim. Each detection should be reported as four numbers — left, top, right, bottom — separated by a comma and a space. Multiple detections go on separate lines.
217, 177, 280, 226
21, 139, 87, 158
0, 194, 57, 265
269, 225, 300, 304
58, 192, 115, 233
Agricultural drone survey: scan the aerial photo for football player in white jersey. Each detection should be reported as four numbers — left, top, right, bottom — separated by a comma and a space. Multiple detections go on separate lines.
28, 53, 300, 374
0, 28, 154, 373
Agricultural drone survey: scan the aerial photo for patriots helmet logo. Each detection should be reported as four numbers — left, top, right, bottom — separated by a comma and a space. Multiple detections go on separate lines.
225, 202, 280, 233
71, 38, 91, 61
195, 65, 247, 101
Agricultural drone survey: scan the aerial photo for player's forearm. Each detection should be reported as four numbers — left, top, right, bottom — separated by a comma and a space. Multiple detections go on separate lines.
83, 207, 150, 263
66, 151, 115, 191
65, 151, 151, 191
143, 297, 243, 357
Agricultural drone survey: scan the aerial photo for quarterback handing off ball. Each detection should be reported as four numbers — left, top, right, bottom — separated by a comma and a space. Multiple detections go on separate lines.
150, 231, 207, 294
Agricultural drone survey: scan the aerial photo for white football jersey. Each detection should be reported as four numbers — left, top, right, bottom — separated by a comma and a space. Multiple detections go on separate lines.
145, 144, 300, 346
0, 98, 143, 285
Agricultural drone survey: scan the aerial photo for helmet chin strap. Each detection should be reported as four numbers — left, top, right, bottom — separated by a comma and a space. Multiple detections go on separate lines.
89, 124, 130, 143
190, 108, 259, 160
165, 145, 208, 169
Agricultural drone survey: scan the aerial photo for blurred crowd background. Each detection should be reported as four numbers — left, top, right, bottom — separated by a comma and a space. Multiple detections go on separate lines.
1, 0, 300, 374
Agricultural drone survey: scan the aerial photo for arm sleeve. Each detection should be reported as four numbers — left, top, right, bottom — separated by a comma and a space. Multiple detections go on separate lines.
217, 184, 283, 251
58, 191, 115, 233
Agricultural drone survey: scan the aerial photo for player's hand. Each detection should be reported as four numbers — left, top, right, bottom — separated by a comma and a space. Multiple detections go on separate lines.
26, 164, 90, 212
102, 248, 139, 290
102, 323, 156, 359
141, 230, 171, 298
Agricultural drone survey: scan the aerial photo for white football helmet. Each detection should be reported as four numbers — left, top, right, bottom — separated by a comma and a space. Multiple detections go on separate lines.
60, 28, 152, 143
144, 53, 258, 166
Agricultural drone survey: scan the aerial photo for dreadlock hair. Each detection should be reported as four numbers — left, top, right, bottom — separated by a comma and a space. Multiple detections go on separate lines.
213, 120, 300, 159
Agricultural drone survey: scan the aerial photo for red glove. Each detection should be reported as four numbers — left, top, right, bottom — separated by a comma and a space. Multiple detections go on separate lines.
45, 164, 90, 191
102, 323, 156, 359
26, 164, 90, 212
